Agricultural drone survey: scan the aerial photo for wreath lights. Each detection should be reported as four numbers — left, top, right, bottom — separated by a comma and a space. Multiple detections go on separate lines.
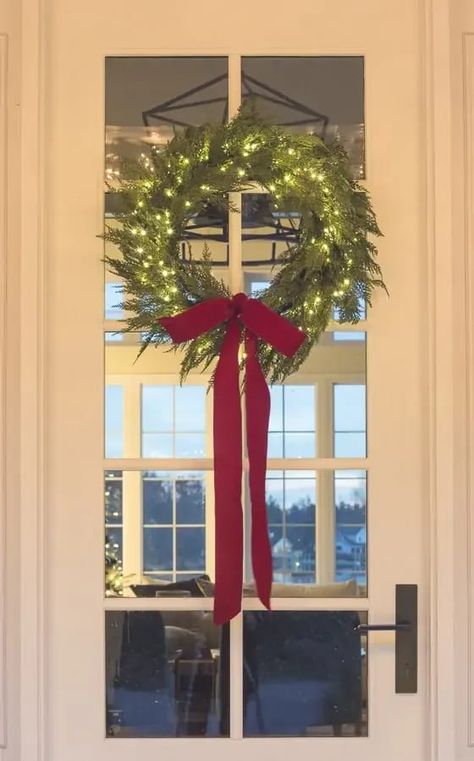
105, 105, 384, 384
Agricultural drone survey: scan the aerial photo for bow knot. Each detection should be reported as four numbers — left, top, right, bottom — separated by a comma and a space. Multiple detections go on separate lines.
230, 291, 248, 317
160, 294, 306, 623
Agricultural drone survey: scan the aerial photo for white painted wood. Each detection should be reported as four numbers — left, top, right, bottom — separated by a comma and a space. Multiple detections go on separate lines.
464, 33, 474, 749
18, 0, 47, 759
14, 0, 462, 758
0, 32, 8, 753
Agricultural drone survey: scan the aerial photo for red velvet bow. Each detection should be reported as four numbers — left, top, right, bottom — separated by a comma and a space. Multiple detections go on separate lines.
160, 293, 306, 623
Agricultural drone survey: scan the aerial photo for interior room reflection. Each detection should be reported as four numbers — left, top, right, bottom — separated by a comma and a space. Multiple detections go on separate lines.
105, 609, 367, 738
104, 332, 367, 599
104, 56, 365, 284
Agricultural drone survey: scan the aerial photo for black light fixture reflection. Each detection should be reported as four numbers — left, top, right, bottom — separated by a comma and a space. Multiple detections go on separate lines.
142, 71, 329, 134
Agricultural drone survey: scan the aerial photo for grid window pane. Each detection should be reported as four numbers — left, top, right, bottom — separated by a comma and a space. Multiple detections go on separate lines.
105, 385, 124, 457
105, 474, 123, 525
143, 479, 173, 525
105, 282, 124, 320
174, 386, 206, 432
175, 433, 205, 457
268, 385, 316, 458
266, 471, 316, 584
141, 385, 206, 458
176, 479, 205, 524
334, 384, 366, 458
105, 527, 123, 565
176, 527, 205, 571
335, 470, 367, 587
140, 472, 207, 585
142, 433, 174, 458
142, 386, 173, 433
143, 528, 173, 571
284, 386, 314, 431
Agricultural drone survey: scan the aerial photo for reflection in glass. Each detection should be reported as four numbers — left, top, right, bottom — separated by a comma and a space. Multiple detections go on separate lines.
335, 471, 367, 587
106, 610, 229, 737
105, 385, 124, 458
104, 57, 230, 286
143, 528, 173, 572
105, 282, 124, 320
250, 468, 368, 593
243, 611, 368, 737
142, 472, 206, 583
268, 385, 316, 458
141, 385, 206, 458
333, 384, 367, 457
241, 57, 365, 176
266, 471, 316, 584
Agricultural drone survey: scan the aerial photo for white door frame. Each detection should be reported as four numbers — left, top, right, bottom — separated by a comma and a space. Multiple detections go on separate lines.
9, 0, 460, 758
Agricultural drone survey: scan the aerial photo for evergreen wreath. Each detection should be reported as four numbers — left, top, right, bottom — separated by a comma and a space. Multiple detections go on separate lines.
105, 105, 384, 383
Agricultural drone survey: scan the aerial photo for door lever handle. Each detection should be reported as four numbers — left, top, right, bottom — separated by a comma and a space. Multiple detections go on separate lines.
355, 623, 412, 632
353, 584, 418, 694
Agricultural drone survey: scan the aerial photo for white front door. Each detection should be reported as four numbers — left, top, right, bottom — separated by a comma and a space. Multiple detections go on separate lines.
45, 1, 429, 758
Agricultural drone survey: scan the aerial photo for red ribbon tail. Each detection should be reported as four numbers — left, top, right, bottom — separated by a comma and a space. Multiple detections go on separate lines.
245, 331, 272, 610
213, 319, 244, 625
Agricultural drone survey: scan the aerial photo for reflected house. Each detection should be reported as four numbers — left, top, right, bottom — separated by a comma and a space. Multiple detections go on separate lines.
335, 526, 366, 583
271, 536, 314, 584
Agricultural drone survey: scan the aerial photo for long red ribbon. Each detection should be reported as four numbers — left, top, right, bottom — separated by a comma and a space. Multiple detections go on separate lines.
160, 293, 306, 623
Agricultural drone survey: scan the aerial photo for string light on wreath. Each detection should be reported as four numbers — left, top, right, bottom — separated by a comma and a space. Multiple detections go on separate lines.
105, 104, 385, 384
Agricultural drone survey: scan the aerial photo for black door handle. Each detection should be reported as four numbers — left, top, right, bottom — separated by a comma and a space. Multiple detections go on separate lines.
355, 623, 412, 632
354, 584, 418, 694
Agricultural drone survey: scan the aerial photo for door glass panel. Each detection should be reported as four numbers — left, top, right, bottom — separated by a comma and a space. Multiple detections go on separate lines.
105, 467, 367, 597
243, 611, 368, 737
103, 55, 371, 742
104, 55, 231, 311
106, 610, 229, 737
241, 57, 365, 176
104, 334, 366, 460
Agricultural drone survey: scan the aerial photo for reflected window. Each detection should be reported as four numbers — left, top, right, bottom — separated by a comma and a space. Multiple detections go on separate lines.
105, 385, 124, 457
142, 385, 206, 458
105, 471, 124, 595
269, 385, 316, 458
333, 384, 366, 457
143, 472, 206, 582
105, 282, 124, 320
266, 471, 316, 584
335, 470, 367, 587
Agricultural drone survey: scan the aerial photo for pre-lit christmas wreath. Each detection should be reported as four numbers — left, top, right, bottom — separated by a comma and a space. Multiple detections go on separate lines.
105, 105, 383, 383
